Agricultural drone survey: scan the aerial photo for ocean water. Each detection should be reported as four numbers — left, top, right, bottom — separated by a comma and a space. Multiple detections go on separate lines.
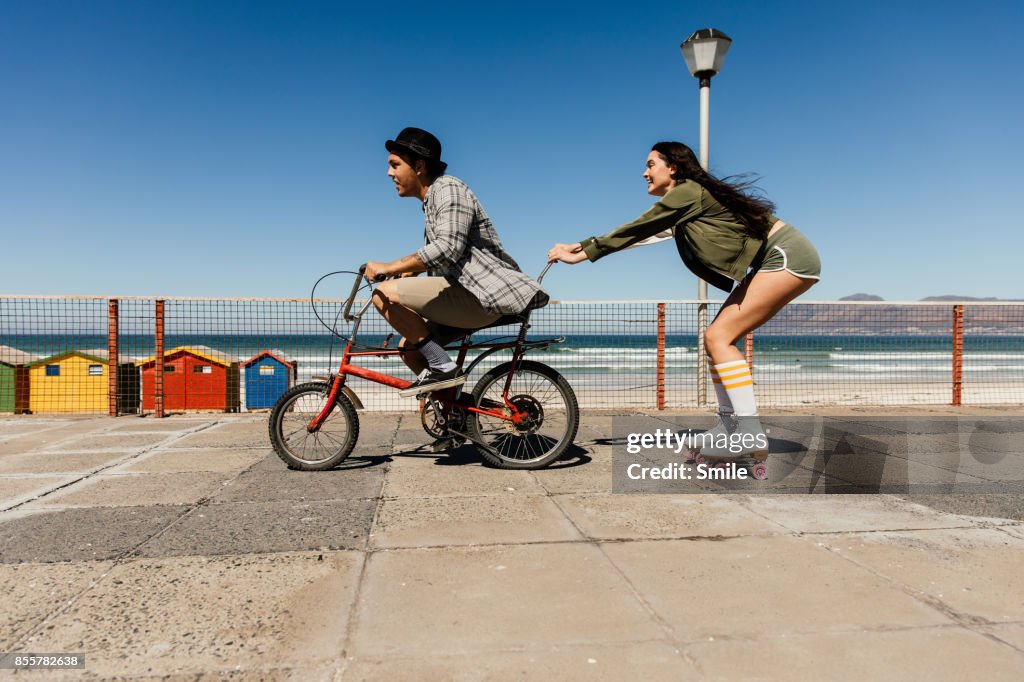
5, 333, 1024, 388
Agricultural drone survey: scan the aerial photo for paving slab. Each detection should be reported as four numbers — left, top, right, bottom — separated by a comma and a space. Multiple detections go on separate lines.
782, 450, 1001, 491
0, 560, 113, 648
555, 493, 785, 540
113, 448, 267, 474
246, 449, 391, 474
896, 491, 1024, 523
0, 420, 72, 440
212, 465, 383, 504
38, 472, 235, 508
997, 524, 1024, 541
343, 641, 696, 681
0, 451, 133, 475
0, 424, 114, 455
685, 627, 1024, 681
41, 432, 172, 452
102, 418, 215, 433
602, 536, 952, 642
134, 499, 376, 557
391, 425, 432, 446
982, 623, 1024, 652
382, 455, 545, 498
17, 552, 361, 679
737, 494, 982, 534
166, 422, 271, 449
350, 543, 665, 658
896, 448, 1023, 488
573, 421, 617, 448
816, 527, 1024, 623
0, 476, 79, 508
370, 495, 581, 548
0, 506, 188, 563
532, 447, 613, 494
353, 412, 403, 437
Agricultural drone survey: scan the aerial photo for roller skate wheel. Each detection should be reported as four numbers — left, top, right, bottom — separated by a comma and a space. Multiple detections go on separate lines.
693, 453, 706, 466
714, 462, 730, 470
752, 463, 768, 480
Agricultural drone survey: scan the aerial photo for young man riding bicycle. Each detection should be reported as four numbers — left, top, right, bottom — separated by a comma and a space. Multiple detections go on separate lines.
365, 127, 548, 397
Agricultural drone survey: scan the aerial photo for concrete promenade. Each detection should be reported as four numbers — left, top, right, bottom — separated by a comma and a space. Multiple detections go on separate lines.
1, 407, 1023, 680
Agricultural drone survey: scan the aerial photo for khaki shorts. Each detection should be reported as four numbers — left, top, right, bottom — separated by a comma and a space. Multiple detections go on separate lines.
753, 223, 821, 280
396, 276, 501, 341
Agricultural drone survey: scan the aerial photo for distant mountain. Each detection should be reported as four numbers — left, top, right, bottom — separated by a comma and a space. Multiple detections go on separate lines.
772, 295, 1024, 334
837, 294, 1023, 303
920, 295, 1024, 302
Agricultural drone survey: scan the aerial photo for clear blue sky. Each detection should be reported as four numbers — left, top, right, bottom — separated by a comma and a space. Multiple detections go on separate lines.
2, 0, 1022, 301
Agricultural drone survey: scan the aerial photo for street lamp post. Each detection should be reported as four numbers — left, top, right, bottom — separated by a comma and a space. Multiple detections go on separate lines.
680, 28, 731, 407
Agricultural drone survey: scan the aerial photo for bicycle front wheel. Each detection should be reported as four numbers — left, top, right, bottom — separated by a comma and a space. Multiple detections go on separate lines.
269, 382, 359, 471
468, 360, 579, 469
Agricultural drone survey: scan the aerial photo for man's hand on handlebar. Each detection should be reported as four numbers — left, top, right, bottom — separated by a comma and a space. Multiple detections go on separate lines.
364, 261, 391, 283
365, 254, 429, 283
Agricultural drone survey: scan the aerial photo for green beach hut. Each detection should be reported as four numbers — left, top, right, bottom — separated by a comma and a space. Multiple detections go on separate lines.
0, 346, 36, 414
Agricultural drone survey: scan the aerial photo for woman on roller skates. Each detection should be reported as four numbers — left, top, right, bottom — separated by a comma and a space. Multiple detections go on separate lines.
547, 141, 821, 471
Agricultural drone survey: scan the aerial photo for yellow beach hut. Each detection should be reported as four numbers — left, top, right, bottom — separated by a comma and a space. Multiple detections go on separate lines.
27, 349, 110, 413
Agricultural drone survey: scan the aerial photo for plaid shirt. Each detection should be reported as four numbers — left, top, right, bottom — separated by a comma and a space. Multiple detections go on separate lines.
416, 175, 548, 315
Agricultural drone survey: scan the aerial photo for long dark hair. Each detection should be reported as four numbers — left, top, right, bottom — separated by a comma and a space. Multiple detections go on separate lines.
651, 141, 775, 239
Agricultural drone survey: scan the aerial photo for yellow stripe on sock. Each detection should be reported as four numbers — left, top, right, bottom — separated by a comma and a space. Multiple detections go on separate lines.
717, 368, 750, 379
723, 379, 753, 389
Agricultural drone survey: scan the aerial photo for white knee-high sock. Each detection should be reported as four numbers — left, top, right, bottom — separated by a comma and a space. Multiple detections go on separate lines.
714, 360, 757, 416
709, 365, 733, 415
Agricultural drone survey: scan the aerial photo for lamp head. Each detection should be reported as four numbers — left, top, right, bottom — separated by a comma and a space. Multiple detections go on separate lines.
680, 28, 732, 79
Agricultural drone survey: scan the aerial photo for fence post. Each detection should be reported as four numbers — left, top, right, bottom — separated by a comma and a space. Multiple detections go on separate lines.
657, 303, 666, 410
155, 299, 165, 418
744, 331, 754, 370
696, 302, 709, 406
108, 299, 118, 417
952, 305, 963, 406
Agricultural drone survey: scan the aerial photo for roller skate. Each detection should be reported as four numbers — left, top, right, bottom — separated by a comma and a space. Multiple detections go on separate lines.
685, 412, 736, 463
692, 415, 769, 481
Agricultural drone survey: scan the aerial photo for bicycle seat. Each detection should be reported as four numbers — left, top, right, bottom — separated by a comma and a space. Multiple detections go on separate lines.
435, 313, 527, 342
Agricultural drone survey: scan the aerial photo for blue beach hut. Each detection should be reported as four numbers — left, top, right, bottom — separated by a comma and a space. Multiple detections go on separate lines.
242, 350, 296, 409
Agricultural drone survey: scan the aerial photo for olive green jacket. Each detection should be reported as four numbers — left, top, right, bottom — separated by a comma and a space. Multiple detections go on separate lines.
579, 181, 768, 293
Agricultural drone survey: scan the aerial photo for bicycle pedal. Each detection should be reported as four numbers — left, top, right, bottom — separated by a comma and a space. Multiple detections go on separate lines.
430, 436, 462, 450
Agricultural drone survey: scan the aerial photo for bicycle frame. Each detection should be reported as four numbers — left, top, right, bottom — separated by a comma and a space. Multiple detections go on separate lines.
308, 265, 559, 432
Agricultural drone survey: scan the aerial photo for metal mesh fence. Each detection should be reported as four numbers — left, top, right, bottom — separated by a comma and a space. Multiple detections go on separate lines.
754, 302, 957, 406
962, 304, 1024, 405
2, 296, 1023, 414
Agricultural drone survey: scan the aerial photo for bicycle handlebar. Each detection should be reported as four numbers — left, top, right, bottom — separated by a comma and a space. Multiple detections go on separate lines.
342, 264, 366, 321
536, 261, 554, 285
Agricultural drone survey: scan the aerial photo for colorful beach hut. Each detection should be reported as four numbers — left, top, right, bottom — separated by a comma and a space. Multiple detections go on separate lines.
0, 346, 36, 414
242, 350, 297, 409
136, 346, 240, 412
27, 349, 110, 413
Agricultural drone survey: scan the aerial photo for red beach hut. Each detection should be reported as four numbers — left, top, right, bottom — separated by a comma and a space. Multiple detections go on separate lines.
136, 345, 240, 412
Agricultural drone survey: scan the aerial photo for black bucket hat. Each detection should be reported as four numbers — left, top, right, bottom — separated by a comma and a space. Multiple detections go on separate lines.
385, 127, 448, 173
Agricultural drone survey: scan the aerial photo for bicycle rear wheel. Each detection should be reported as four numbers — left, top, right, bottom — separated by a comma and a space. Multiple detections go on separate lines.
269, 382, 359, 470
467, 360, 579, 469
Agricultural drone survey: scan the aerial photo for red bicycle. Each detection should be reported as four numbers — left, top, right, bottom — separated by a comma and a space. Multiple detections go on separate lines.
269, 265, 579, 470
